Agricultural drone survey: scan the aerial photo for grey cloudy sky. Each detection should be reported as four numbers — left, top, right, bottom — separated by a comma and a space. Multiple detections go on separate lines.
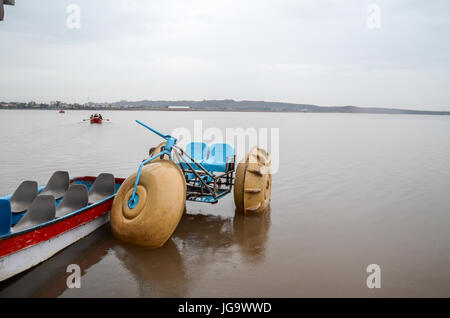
0, 0, 449, 110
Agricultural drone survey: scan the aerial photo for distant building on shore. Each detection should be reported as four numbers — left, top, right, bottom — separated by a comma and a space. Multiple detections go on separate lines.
167, 106, 190, 110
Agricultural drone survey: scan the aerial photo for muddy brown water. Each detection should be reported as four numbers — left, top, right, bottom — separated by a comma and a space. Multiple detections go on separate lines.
0, 110, 450, 297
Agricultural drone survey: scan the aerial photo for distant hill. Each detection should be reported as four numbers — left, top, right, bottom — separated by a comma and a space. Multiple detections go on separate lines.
113, 99, 450, 115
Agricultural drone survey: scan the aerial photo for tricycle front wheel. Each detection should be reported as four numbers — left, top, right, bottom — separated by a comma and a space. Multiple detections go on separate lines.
111, 159, 186, 248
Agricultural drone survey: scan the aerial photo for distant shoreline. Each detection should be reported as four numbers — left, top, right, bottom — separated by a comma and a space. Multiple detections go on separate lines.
1, 99, 450, 116
2, 108, 450, 116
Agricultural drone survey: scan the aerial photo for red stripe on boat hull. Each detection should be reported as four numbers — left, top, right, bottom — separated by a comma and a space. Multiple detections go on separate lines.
0, 199, 111, 258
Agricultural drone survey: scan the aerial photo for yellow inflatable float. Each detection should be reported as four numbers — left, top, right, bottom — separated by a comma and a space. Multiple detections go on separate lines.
111, 160, 186, 248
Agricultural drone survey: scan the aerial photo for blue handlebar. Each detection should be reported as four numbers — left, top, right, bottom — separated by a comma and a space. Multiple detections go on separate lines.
128, 120, 178, 206
135, 120, 172, 140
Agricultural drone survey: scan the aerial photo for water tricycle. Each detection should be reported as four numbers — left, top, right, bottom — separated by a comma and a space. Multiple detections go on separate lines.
111, 120, 272, 248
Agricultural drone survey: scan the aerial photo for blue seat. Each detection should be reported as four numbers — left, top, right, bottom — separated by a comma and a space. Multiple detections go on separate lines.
0, 199, 12, 236
180, 142, 209, 170
203, 143, 235, 173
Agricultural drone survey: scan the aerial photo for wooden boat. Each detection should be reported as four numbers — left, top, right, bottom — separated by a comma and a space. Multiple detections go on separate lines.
0, 173, 124, 282
90, 117, 102, 124
84, 114, 109, 124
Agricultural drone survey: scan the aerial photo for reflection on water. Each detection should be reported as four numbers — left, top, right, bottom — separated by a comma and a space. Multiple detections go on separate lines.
112, 239, 187, 298
174, 208, 271, 264
0, 224, 112, 297
232, 209, 271, 264
0, 209, 271, 298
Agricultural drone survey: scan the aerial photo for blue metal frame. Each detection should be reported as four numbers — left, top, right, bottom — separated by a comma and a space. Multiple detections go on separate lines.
128, 120, 178, 209
128, 120, 236, 208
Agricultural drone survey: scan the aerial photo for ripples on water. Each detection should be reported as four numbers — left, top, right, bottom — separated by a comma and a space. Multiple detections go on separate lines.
0, 110, 449, 297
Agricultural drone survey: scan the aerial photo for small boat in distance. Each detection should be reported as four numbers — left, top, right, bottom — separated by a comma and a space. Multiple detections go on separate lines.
0, 172, 124, 282
84, 114, 110, 124
59, 110, 65, 114
90, 113, 102, 124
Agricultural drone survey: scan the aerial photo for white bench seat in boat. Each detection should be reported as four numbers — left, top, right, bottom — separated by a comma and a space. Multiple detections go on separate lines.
55, 184, 89, 218
9, 180, 38, 214
12, 195, 56, 233
39, 171, 69, 200
88, 173, 115, 204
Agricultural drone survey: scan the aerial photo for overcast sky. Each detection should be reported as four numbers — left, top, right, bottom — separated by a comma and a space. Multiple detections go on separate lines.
0, 0, 449, 110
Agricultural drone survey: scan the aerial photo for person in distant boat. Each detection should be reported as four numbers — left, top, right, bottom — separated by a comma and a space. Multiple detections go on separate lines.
143, 146, 157, 165
99, 114, 103, 120
148, 147, 156, 157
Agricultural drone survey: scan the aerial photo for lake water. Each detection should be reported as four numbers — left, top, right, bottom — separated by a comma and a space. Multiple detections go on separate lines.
0, 109, 449, 297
